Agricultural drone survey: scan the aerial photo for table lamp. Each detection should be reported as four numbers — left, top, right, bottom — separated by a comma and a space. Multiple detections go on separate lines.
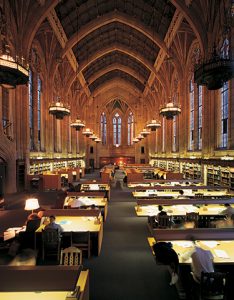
25, 198, 40, 213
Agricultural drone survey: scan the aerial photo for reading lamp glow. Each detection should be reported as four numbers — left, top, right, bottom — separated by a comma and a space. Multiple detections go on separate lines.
25, 198, 39, 213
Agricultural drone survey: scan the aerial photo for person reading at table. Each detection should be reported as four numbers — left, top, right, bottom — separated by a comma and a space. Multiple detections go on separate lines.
220, 203, 234, 218
181, 238, 214, 283
153, 242, 179, 286
25, 213, 41, 232
156, 205, 167, 219
176, 190, 188, 199
44, 215, 63, 234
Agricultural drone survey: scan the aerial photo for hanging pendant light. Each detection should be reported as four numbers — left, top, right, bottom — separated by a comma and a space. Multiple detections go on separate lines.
70, 117, 85, 131
140, 128, 151, 137
137, 134, 144, 141
82, 128, 93, 137
49, 97, 70, 119
94, 137, 101, 143
146, 119, 161, 131
133, 137, 139, 143
194, 1, 233, 90
160, 102, 181, 120
89, 133, 97, 140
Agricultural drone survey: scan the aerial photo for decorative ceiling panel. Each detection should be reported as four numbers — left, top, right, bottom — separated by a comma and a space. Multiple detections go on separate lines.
55, 0, 176, 94
73, 22, 157, 65
55, 0, 175, 40
83, 51, 150, 82
89, 70, 145, 93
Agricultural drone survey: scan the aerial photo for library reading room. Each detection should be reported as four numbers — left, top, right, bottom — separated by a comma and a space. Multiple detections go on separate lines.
0, 1, 234, 300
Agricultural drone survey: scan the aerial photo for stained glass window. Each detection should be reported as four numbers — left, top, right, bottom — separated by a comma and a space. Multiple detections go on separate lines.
113, 113, 121, 146
101, 112, 107, 144
128, 112, 134, 145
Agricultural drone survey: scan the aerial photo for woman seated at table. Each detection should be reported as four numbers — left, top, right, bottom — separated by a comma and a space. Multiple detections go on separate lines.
25, 213, 41, 232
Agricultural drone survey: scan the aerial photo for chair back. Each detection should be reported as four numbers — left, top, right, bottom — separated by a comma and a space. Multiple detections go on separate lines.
200, 271, 228, 300
148, 216, 157, 228
60, 246, 82, 265
186, 212, 199, 227
42, 229, 61, 245
158, 215, 172, 229
71, 231, 91, 258
42, 229, 61, 261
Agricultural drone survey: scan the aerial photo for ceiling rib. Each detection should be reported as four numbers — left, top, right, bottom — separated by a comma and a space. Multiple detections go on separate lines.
47, 8, 90, 97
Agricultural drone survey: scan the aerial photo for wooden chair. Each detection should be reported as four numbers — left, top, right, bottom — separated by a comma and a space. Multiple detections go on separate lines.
42, 229, 61, 262
158, 215, 172, 229
71, 231, 91, 258
60, 246, 82, 265
148, 216, 158, 229
199, 215, 211, 228
200, 271, 228, 300
186, 212, 199, 228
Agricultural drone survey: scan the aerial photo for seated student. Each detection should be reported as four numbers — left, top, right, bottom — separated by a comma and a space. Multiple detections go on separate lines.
25, 213, 41, 232
88, 204, 99, 210
215, 213, 234, 228
67, 183, 75, 192
176, 190, 185, 199
156, 205, 167, 219
153, 242, 179, 286
181, 237, 214, 283
44, 215, 63, 234
220, 203, 234, 218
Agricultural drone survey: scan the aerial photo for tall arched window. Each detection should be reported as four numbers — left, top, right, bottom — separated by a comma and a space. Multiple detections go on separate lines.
189, 79, 194, 150
172, 116, 177, 152
128, 112, 134, 145
113, 112, 121, 146
29, 70, 34, 150
198, 85, 203, 150
101, 112, 107, 144
219, 82, 229, 148
37, 76, 41, 150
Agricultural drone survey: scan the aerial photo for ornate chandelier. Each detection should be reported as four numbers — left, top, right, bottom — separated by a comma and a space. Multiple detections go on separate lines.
194, 0, 233, 91
146, 119, 161, 131
49, 98, 70, 120
194, 46, 233, 90
0, 43, 29, 88
160, 102, 181, 119
70, 117, 85, 131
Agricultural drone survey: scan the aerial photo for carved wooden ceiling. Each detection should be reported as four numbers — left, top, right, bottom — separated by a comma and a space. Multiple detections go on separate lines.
6, 0, 224, 110
54, 0, 176, 95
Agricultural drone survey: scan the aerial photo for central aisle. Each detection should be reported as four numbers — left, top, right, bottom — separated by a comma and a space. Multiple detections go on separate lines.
84, 183, 180, 300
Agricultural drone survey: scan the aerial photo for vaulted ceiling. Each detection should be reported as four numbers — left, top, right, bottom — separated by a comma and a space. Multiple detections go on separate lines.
5, 0, 217, 113
52, 0, 178, 97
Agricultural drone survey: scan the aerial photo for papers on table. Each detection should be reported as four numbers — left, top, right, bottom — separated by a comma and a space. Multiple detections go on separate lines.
200, 241, 218, 248
4, 230, 15, 241
214, 249, 229, 259
173, 241, 194, 248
